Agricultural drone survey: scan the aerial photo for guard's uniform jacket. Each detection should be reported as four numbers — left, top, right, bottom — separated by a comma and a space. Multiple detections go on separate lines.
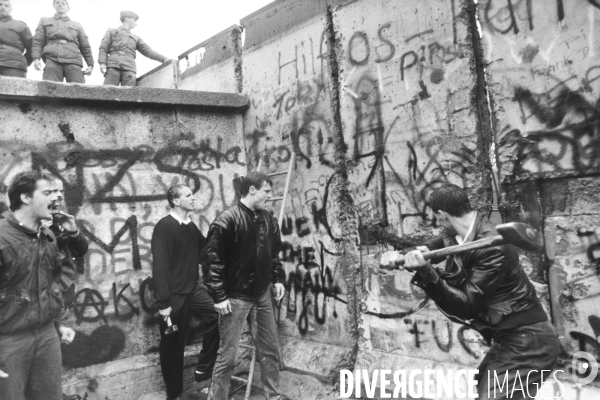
0, 15, 32, 71
0, 212, 63, 335
98, 26, 167, 74
411, 213, 547, 343
32, 14, 94, 67
202, 202, 285, 303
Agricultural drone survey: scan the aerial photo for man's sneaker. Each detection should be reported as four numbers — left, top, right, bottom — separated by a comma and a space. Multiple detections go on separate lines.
194, 368, 212, 382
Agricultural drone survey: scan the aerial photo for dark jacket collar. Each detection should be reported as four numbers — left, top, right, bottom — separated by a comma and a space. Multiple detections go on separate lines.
238, 201, 257, 219
53, 14, 70, 21
6, 211, 54, 241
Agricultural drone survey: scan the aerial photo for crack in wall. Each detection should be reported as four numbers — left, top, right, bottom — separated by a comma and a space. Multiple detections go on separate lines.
324, 0, 363, 381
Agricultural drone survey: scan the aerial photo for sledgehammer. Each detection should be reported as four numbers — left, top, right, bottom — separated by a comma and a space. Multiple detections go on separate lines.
389, 222, 543, 268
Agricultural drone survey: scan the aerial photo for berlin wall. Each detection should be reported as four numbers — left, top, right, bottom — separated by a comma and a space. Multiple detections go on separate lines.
175, 0, 600, 398
2, 0, 600, 399
0, 79, 248, 399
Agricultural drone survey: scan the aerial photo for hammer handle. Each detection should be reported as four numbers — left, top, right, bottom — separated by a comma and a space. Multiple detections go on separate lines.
395, 235, 505, 267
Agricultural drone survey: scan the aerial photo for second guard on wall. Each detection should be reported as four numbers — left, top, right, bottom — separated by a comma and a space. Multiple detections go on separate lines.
32, 0, 94, 83
98, 11, 170, 87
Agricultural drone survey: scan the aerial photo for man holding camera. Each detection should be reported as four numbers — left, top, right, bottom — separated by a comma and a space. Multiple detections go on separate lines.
151, 184, 219, 400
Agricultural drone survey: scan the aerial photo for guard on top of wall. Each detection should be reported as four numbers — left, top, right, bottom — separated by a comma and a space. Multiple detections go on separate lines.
32, 0, 94, 83
98, 11, 170, 87
0, 0, 32, 78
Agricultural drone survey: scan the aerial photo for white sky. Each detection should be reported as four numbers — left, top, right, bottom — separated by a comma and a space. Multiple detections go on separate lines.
14, 0, 274, 85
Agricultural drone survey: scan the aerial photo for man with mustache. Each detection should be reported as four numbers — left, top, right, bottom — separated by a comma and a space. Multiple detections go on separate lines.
151, 184, 219, 400
0, 171, 74, 400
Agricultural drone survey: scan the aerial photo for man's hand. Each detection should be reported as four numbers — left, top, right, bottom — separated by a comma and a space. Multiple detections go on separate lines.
33, 59, 42, 71
99, 63, 107, 74
159, 306, 171, 321
214, 299, 231, 316
83, 66, 93, 76
58, 326, 76, 344
0, 369, 7, 378
380, 251, 404, 270
274, 283, 285, 301
54, 211, 78, 233
404, 248, 431, 272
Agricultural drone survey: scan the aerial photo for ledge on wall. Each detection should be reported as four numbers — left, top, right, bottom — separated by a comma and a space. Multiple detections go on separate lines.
0, 77, 249, 111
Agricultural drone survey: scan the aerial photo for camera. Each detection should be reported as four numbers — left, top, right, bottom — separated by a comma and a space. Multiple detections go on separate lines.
164, 316, 178, 335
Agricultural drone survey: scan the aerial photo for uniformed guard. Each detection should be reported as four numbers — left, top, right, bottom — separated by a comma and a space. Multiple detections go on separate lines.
31, 0, 94, 83
0, 0, 32, 78
98, 11, 170, 87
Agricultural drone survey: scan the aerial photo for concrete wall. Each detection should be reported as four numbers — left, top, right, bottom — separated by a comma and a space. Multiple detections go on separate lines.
165, 0, 600, 397
479, 0, 600, 373
178, 25, 243, 93
0, 79, 248, 399
137, 60, 179, 89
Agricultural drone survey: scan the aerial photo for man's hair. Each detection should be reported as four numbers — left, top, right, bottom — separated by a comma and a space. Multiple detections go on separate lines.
426, 184, 472, 217
120, 15, 138, 23
240, 171, 272, 198
166, 184, 189, 208
8, 170, 54, 211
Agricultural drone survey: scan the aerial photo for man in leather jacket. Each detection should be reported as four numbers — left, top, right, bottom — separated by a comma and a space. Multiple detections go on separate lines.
202, 171, 286, 400
0, 171, 75, 400
381, 184, 560, 399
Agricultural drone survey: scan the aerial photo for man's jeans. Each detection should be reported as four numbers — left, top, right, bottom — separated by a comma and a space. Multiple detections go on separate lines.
208, 289, 282, 400
0, 322, 63, 400
476, 320, 560, 400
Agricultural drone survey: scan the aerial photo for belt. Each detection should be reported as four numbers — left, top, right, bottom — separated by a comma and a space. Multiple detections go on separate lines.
48, 39, 68, 44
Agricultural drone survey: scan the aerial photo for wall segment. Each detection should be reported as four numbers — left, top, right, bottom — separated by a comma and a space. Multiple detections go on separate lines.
0, 79, 248, 399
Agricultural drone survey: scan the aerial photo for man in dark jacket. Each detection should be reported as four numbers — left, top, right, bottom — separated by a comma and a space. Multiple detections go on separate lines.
32, 0, 94, 83
380, 184, 560, 399
0, 170, 75, 400
0, 0, 32, 77
202, 171, 286, 400
151, 184, 219, 400
48, 179, 88, 306
98, 11, 170, 87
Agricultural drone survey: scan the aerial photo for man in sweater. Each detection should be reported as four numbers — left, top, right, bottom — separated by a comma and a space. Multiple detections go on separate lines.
0, 0, 32, 78
380, 184, 560, 399
202, 171, 286, 400
0, 170, 75, 400
151, 184, 219, 400
98, 11, 170, 87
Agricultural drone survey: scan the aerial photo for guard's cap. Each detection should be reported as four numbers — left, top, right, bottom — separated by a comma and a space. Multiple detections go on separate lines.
120, 11, 139, 21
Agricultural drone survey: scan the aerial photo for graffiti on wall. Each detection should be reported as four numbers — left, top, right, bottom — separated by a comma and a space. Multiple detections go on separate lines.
0, 133, 245, 368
